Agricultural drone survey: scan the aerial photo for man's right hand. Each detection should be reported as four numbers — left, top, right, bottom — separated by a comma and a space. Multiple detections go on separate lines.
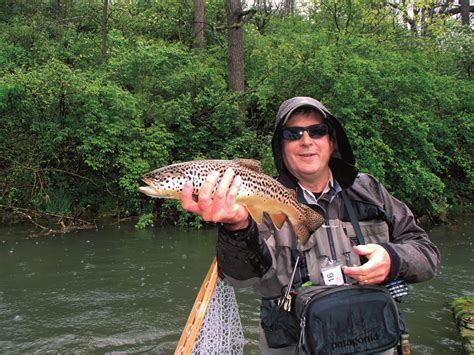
180, 168, 249, 231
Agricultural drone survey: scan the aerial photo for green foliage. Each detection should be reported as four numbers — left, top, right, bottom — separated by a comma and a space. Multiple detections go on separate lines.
244, 13, 472, 217
0, 59, 173, 217
0, 0, 472, 227
136, 212, 154, 229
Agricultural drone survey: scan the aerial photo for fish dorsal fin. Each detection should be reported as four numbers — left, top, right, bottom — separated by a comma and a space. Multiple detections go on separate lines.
233, 159, 263, 173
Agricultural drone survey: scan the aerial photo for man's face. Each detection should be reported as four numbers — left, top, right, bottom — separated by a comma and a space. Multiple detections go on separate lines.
282, 111, 333, 191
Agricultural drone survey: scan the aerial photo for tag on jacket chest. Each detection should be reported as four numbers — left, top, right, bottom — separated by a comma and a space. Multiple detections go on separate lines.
321, 261, 345, 286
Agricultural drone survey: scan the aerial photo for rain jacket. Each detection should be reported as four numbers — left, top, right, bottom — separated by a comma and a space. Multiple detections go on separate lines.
216, 97, 440, 351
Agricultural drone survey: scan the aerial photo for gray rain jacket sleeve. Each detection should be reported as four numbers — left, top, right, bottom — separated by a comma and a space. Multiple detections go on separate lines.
345, 173, 440, 283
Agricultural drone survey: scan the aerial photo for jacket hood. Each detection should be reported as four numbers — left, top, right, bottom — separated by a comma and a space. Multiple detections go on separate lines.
271, 96, 358, 189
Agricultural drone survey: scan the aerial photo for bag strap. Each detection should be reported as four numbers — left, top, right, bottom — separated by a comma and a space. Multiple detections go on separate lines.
341, 190, 369, 265
341, 190, 365, 245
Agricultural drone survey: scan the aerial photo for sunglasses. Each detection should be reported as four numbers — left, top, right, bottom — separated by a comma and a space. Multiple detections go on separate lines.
282, 123, 330, 141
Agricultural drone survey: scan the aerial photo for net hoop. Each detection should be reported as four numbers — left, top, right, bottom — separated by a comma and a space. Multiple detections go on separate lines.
174, 257, 218, 355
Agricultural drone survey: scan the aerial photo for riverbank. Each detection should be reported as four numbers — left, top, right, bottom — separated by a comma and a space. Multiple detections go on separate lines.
0, 205, 140, 238
452, 296, 474, 354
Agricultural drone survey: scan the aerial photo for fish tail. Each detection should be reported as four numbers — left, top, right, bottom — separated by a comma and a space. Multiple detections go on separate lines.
295, 204, 325, 245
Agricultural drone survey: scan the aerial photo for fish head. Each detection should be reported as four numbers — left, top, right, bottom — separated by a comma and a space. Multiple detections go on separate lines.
138, 165, 188, 199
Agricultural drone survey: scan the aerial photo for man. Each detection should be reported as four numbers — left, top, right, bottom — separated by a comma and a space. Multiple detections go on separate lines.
181, 96, 440, 353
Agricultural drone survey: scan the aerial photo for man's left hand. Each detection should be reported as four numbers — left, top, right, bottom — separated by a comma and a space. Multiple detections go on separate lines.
342, 244, 391, 285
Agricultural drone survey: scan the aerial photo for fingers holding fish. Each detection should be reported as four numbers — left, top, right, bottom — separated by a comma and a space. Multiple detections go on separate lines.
218, 172, 249, 230
198, 170, 221, 220
225, 174, 241, 206
180, 181, 199, 214
180, 168, 248, 227
180, 171, 218, 216
214, 168, 235, 203
203, 168, 247, 226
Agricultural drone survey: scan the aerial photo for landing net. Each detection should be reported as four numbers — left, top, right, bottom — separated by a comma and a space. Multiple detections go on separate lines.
175, 257, 245, 355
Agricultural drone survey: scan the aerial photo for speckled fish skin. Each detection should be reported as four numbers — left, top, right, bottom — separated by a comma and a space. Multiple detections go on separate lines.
139, 159, 324, 245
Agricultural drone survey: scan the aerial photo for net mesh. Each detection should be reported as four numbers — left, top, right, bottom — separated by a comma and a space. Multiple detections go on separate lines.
190, 277, 245, 354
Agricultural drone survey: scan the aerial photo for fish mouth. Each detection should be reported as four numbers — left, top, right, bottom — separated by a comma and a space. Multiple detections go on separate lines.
138, 186, 161, 197
138, 185, 179, 199
138, 177, 180, 199
138, 176, 161, 197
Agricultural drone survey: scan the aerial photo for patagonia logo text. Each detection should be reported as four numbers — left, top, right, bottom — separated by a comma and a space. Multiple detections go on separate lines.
331, 333, 379, 349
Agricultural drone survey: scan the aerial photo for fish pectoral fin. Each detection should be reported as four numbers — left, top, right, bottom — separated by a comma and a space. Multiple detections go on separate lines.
246, 206, 264, 224
269, 213, 287, 229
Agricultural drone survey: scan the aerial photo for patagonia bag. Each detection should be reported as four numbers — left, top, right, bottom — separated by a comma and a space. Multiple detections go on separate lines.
295, 284, 402, 354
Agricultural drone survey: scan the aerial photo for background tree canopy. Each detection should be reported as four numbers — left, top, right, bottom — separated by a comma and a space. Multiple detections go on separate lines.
0, 0, 472, 229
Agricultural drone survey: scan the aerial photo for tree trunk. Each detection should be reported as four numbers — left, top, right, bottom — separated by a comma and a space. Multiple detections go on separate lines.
55, 0, 63, 21
460, 0, 470, 26
101, 0, 109, 64
284, 0, 294, 15
192, 0, 206, 49
225, 0, 245, 94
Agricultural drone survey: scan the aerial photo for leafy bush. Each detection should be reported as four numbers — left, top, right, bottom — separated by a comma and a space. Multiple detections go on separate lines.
0, 1, 472, 227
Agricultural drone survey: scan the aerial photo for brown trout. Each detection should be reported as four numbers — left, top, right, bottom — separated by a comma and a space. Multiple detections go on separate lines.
138, 159, 324, 244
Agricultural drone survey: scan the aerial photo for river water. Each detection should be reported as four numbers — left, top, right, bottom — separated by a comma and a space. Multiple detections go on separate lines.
0, 215, 472, 354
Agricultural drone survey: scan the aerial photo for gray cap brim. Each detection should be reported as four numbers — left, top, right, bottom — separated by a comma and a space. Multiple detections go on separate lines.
277, 96, 329, 128
282, 105, 327, 126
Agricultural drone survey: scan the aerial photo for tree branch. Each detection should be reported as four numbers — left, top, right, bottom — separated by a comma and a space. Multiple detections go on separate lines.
1, 205, 97, 238
445, 5, 474, 15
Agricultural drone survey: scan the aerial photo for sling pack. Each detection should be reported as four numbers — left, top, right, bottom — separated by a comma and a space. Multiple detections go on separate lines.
295, 284, 402, 354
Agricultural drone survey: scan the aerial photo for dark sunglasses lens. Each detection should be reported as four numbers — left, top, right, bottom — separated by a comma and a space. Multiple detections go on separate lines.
282, 124, 328, 140
282, 127, 303, 140
308, 124, 328, 138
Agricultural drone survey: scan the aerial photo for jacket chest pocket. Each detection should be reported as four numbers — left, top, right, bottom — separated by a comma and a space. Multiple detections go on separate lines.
341, 220, 390, 244
304, 220, 390, 285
